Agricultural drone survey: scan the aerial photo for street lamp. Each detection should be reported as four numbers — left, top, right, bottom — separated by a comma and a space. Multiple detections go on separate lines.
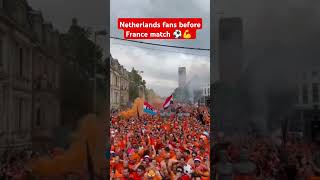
93, 30, 107, 113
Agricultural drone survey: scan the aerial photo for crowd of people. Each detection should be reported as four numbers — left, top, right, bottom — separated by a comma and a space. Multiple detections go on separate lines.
212, 136, 320, 180
0, 150, 39, 180
110, 104, 210, 180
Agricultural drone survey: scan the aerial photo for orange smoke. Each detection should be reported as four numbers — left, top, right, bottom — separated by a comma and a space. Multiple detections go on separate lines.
147, 95, 162, 109
146, 91, 164, 110
28, 114, 106, 177
120, 98, 144, 119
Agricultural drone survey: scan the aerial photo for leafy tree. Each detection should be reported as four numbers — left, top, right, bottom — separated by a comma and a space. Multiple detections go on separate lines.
129, 68, 146, 102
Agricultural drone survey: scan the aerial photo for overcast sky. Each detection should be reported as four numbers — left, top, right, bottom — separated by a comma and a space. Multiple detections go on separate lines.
27, 0, 210, 97
111, 0, 210, 96
27, 0, 108, 55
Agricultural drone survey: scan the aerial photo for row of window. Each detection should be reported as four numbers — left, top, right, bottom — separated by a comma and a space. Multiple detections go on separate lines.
111, 90, 128, 105
204, 87, 210, 96
110, 72, 129, 89
302, 71, 319, 80
13, 98, 58, 130
0, 39, 58, 82
301, 83, 319, 104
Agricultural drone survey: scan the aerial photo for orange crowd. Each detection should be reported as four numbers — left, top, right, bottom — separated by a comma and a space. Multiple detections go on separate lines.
110, 105, 210, 180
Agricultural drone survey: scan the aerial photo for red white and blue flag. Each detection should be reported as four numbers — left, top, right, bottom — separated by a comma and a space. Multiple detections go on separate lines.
143, 101, 157, 116
163, 95, 174, 109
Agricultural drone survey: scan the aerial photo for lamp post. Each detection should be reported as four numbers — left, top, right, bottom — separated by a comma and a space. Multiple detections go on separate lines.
93, 30, 107, 113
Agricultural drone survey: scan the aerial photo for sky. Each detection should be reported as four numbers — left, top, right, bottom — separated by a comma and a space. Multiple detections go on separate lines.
27, 0, 108, 56
111, 0, 210, 96
27, 0, 210, 97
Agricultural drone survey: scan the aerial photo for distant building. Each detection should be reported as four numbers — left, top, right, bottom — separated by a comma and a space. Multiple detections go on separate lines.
0, 0, 61, 150
198, 84, 210, 106
110, 56, 129, 109
178, 67, 186, 88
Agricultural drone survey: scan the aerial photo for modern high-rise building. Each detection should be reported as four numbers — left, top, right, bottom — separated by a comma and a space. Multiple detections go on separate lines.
178, 67, 186, 88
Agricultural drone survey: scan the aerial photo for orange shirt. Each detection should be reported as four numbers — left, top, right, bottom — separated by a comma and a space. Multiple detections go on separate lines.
115, 163, 124, 174
156, 156, 163, 164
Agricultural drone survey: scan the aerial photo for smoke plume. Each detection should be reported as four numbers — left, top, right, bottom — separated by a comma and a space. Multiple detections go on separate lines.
29, 114, 106, 177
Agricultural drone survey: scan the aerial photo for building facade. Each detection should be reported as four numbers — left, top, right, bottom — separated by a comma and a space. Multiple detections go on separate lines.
178, 67, 186, 88
110, 56, 129, 109
293, 68, 320, 141
198, 83, 210, 106
0, 0, 61, 150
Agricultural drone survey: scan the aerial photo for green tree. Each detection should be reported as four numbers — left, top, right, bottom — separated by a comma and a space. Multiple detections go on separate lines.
129, 68, 146, 102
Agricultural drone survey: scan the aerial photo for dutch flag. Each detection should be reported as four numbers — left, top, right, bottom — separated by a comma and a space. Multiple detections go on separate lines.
163, 95, 174, 109
143, 101, 157, 116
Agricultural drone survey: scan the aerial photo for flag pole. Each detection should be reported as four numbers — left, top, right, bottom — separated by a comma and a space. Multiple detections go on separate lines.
86, 140, 95, 180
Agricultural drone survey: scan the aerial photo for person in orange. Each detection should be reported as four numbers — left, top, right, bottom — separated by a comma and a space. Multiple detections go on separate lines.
192, 158, 209, 179
130, 165, 146, 180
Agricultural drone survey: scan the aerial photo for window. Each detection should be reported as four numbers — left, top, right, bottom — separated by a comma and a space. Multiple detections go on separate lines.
115, 77, 118, 87
303, 84, 309, 104
18, 98, 22, 129
312, 71, 318, 78
115, 92, 118, 103
219, 18, 243, 41
36, 108, 41, 127
313, 83, 319, 103
0, 40, 3, 66
19, 48, 23, 77
303, 72, 307, 80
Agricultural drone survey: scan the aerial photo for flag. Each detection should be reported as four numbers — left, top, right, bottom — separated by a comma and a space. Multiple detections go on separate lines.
143, 101, 157, 116
163, 95, 174, 109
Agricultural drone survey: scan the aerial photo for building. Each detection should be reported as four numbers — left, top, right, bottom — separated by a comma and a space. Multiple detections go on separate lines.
0, 0, 61, 150
198, 84, 210, 106
213, 0, 293, 135
178, 67, 186, 88
110, 56, 129, 109
292, 68, 320, 141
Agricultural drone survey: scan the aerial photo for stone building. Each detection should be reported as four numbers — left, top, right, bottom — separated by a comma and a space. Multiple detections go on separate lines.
110, 56, 129, 109
0, 0, 61, 150
292, 68, 320, 141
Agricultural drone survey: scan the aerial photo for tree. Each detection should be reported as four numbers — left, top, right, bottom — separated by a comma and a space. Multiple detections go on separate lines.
129, 68, 146, 102
60, 18, 105, 126
145, 88, 159, 102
